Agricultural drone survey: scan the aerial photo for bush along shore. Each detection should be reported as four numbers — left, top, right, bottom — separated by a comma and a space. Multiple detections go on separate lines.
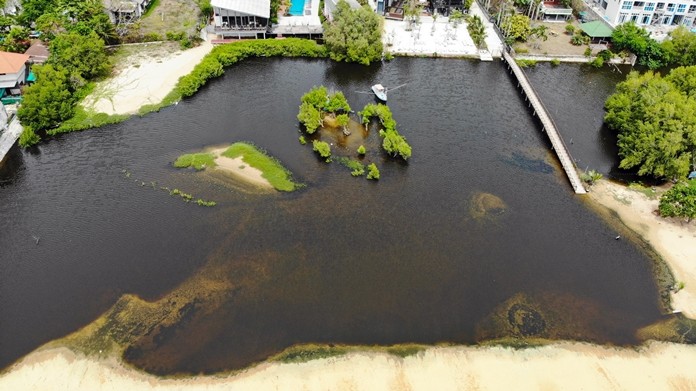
20, 39, 328, 147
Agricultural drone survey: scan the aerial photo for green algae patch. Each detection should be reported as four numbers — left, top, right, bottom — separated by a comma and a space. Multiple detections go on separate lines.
221, 142, 301, 192
174, 152, 217, 170
270, 343, 430, 364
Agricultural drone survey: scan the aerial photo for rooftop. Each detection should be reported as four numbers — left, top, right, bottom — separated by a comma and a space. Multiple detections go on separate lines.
0, 52, 30, 74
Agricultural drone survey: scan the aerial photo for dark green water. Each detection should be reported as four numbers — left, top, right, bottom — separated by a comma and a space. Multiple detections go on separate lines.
0, 58, 664, 374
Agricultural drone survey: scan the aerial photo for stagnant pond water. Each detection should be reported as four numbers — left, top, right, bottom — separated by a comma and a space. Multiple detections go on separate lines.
0, 58, 665, 374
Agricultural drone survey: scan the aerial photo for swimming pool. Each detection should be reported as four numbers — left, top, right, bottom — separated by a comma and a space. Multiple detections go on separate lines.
288, 0, 306, 16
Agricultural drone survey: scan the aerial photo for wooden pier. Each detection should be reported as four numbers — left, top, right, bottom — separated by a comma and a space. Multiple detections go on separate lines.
0, 113, 23, 163
502, 51, 586, 194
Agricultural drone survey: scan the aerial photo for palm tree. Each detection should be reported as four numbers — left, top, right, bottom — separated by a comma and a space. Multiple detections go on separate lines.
467, 15, 487, 48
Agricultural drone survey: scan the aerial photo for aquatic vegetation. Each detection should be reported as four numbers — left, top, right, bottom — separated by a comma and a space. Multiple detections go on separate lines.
366, 163, 380, 180
298, 86, 352, 134
121, 170, 217, 207
357, 145, 366, 155
360, 103, 411, 160
173, 152, 217, 170
336, 157, 365, 177
298, 135, 307, 145
222, 142, 302, 191
580, 169, 603, 185
312, 140, 332, 162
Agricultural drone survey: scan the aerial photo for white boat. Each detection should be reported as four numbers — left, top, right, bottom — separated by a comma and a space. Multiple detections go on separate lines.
371, 84, 387, 102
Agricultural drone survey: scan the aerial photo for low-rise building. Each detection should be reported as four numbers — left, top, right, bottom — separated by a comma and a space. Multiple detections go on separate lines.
0, 52, 29, 93
103, 0, 153, 24
211, 0, 271, 38
595, 0, 696, 28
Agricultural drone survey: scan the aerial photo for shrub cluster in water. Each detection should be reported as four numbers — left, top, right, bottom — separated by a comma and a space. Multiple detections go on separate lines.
360, 103, 412, 161
297, 86, 351, 134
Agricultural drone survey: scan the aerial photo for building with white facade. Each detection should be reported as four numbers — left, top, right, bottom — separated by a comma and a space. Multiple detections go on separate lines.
595, 0, 696, 28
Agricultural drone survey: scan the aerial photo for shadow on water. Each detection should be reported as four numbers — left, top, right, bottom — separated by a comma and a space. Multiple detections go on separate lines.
0, 58, 666, 374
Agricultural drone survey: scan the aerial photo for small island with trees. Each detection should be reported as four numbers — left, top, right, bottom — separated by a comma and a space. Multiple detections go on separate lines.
174, 142, 302, 192
296, 86, 412, 180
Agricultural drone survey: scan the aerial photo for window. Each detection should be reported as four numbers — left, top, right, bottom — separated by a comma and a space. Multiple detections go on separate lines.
689, 5, 696, 13
656, 2, 664, 9
645, 2, 655, 10
631, 12, 640, 20
667, 3, 675, 12
622, 1, 633, 9
634, 1, 644, 6
619, 12, 629, 21
664, 15, 672, 23
602, 0, 608, 8
642, 14, 651, 23
677, 3, 686, 12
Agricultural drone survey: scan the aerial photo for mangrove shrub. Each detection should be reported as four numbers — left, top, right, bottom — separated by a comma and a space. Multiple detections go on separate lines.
659, 181, 696, 221
323, 0, 383, 65
312, 140, 332, 161
604, 67, 696, 179
360, 103, 412, 160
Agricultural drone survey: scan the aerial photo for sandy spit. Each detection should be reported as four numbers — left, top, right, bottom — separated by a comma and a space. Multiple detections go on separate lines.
84, 41, 214, 116
587, 180, 696, 317
209, 148, 273, 190
1, 342, 695, 390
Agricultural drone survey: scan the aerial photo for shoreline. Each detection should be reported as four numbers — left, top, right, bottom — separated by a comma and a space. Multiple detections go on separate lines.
586, 180, 696, 318
2, 341, 695, 390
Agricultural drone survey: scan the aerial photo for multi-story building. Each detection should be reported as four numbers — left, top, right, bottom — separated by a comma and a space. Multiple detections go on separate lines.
597, 0, 696, 28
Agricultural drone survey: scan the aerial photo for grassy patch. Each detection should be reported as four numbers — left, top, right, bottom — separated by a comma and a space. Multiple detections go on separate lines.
173, 152, 216, 170
384, 343, 427, 357
628, 182, 658, 199
515, 59, 538, 68
479, 337, 551, 350
222, 142, 301, 192
49, 106, 130, 136
335, 157, 365, 177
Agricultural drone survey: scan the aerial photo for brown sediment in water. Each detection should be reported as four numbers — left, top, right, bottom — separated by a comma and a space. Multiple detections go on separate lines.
469, 191, 507, 221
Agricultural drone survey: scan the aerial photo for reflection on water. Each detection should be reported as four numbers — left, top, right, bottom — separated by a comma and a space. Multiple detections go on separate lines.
0, 58, 664, 374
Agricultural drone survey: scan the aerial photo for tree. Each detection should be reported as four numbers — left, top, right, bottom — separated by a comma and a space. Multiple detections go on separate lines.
366, 163, 380, 180
18, 0, 58, 25
529, 24, 548, 49
611, 22, 664, 69
502, 14, 531, 41
297, 102, 322, 134
323, 0, 383, 65
325, 91, 351, 113
312, 140, 332, 161
17, 64, 76, 132
661, 26, 696, 66
659, 181, 696, 222
467, 15, 487, 48
1, 27, 30, 53
604, 68, 696, 180
48, 31, 111, 80
301, 86, 328, 111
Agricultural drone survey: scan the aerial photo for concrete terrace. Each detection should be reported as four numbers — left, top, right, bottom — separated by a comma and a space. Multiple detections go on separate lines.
384, 1, 503, 58
273, 0, 323, 35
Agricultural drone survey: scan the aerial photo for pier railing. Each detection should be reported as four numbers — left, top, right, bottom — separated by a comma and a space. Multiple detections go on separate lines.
502, 51, 587, 194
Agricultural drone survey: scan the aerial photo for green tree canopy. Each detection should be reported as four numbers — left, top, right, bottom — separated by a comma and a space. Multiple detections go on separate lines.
661, 26, 696, 67
605, 67, 696, 179
48, 31, 111, 80
17, 64, 76, 132
1, 27, 30, 53
297, 102, 322, 134
611, 22, 664, 69
503, 14, 531, 41
323, 0, 383, 65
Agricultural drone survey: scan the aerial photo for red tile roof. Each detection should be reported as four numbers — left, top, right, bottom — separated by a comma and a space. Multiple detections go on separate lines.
0, 51, 30, 74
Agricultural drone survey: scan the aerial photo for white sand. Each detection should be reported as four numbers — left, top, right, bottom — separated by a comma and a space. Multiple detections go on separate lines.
2, 342, 695, 390
82, 41, 213, 116
210, 148, 273, 190
588, 180, 696, 317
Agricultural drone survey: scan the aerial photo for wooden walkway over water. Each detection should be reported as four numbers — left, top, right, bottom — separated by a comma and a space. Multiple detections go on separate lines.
502, 51, 586, 194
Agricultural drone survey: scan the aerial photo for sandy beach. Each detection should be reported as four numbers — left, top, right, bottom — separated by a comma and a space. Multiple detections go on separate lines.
588, 180, 696, 318
1, 342, 695, 390
81, 41, 213, 115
